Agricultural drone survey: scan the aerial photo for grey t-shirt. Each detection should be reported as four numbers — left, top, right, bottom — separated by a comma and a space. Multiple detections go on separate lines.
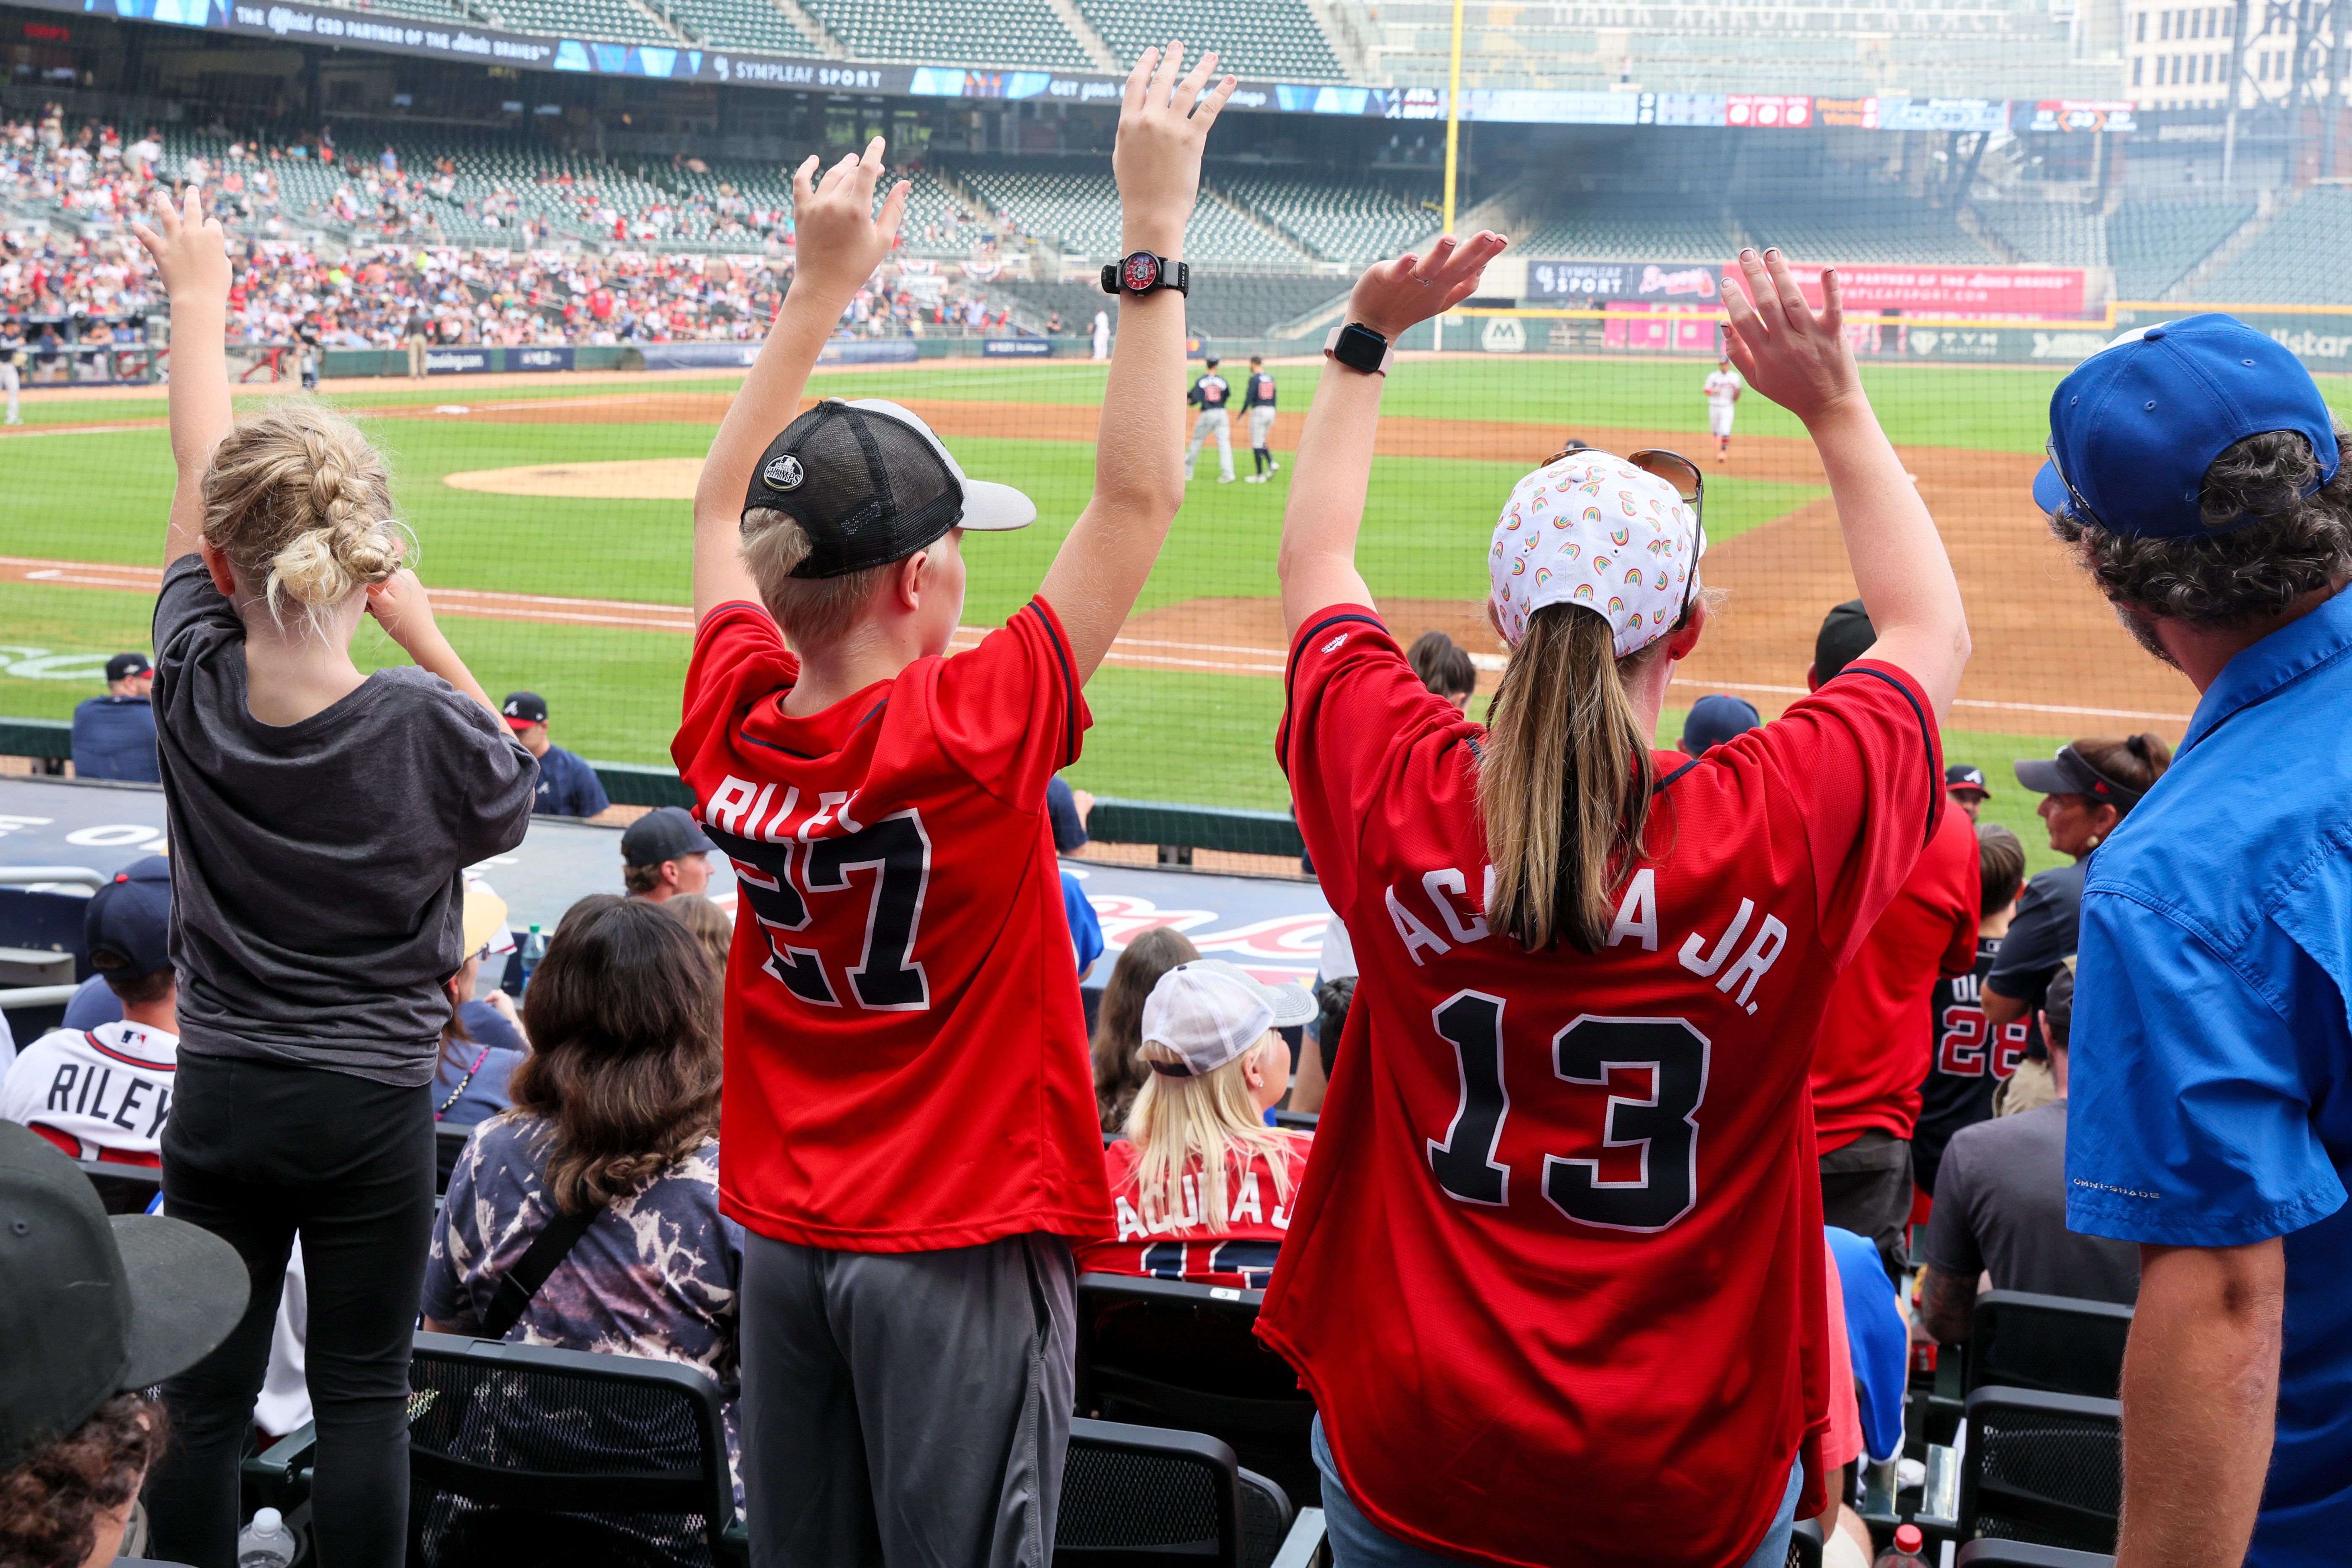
153, 555, 537, 1085
1919, 1100, 2140, 1306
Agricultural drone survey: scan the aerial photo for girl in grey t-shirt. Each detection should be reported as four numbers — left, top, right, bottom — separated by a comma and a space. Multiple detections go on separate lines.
132, 188, 537, 1568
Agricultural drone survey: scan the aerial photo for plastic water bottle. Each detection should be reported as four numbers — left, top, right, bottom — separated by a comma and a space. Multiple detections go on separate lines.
237, 1507, 296, 1568
1872, 1523, 1931, 1568
518, 923, 547, 993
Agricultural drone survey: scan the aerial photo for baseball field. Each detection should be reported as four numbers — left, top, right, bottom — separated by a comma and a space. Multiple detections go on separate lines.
7, 352, 2321, 874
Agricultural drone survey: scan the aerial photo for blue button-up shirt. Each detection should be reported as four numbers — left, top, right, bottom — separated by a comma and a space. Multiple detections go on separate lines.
2068, 587, 2352, 1563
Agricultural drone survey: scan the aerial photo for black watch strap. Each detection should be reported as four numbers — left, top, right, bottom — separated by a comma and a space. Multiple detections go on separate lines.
1101, 255, 1189, 297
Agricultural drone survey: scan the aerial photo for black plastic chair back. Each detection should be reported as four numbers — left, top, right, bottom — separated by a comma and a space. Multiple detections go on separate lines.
1056, 1417, 1291, 1568
1954, 1540, 2116, 1566
1968, 1291, 2134, 1401
1784, 1517, 1823, 1568
405, 1331, 737, 1568
77, 1158, 162, 1216
435, 1123, 478, 1194
1075, 1273, 1318, 1507
1960, 1386, 2121, 1555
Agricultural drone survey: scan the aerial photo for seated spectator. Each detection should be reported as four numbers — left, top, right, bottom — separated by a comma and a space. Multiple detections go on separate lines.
1, 856, 176, 1173
1089, 926, 1201, 1134
1077, 960, 1315, 1289
1915, 962, 2140, 1344
502, 691, 611, 818
68, 652, 159, 783
1046, 774, 1095, 853
1404, 630, 1476, 711
621, 806, 716, 902
1914, 822, 2040, 1202
663, 892, 733, 977
0, 1122, 245, 1568
1826, 1226, 1907, 1467
1944, 763, 1990, 823
1063, 871, 1103, 979
1679, 692, 1760, 755
423, 894, 742, 1501
431, 886, 528, 1140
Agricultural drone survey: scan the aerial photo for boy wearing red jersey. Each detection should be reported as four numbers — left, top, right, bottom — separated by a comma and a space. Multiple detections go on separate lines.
1264, 245, 1970, 1568
673, 46, 1235, 1568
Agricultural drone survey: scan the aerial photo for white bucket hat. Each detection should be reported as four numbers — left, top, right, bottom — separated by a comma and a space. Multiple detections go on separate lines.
1488, 451, 1701, 657
1141, 959, 1318, 1079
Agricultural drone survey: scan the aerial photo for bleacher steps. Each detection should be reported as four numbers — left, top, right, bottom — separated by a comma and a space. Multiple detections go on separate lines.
1203, 182, 1323, 265
625, 0, 698, 44
1297, 0, 1372, 83
1042, 0, 1120, 73
2169, 188, 2287, 303
766, 0, 847, 57
1955, 204, 2022, 265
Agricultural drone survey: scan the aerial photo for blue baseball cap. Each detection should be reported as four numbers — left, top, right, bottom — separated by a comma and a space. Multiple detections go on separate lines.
1681, 693, 1761, 755
84, 855, 172, 982
2032, 314, 2339, 540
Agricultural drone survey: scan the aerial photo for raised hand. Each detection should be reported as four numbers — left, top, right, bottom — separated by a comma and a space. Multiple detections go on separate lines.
1346, 232, 1510, 340
365, 568, 439, 653
788, 137, 910, 306
129, 186, 230, 305
1113, 42, 1237, 255
1720, 247, 1859, 427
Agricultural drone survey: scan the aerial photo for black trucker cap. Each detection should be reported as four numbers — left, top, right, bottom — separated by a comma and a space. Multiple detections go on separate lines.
741, 398, 1035, 580
2014, 743, 2147, 812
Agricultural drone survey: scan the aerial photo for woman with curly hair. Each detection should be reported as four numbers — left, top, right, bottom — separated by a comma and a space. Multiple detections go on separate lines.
421, 894, 742, 1502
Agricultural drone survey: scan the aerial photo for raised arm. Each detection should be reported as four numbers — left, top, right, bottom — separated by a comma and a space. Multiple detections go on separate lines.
692, 141, 909, 621
1721, 248, 1971, 718
1276, 236, 1507, 638
1036, 44, 1236, 682
130, 188, 235, 568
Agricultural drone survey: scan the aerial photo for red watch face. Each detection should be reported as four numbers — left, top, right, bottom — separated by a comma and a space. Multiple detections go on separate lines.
1120, 253, 1160, 292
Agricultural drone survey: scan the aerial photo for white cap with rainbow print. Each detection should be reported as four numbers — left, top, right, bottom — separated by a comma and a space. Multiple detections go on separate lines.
1486, 451, 1701, 658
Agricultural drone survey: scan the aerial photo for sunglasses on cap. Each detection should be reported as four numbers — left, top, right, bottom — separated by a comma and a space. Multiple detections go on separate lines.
1543, 444, 1709, 627
2043, 436, 2105, 530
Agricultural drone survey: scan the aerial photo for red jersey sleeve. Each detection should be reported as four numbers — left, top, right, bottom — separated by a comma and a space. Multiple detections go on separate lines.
1279, 607, 1476, 916
931, 596, 1092, 809
674, 601, 797, 777
1756, 659, 1946, 971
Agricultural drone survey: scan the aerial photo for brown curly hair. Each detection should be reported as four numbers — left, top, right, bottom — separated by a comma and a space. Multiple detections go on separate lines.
511, 895, 723, 1214
2050, 425, 2352, 628
0, 1393, 166, 1568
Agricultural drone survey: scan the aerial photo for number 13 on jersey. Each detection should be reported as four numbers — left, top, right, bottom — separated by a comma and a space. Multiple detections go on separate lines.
1427, 991, 1710, 1233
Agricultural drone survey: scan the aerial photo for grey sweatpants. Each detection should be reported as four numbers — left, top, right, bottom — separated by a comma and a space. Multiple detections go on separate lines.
741, 1230, 1076, 1568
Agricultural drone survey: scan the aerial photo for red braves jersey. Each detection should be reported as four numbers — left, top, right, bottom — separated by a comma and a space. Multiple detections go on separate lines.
1808, 804, 1978, 1153
1264, 608, 1944, 1568
0, 1023, 177, 1165
674, 597, 1112, 1252
1073, 1132, 1313, 1288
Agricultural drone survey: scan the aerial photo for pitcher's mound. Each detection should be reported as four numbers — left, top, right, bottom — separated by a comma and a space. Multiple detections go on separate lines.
444, 458, 702, 499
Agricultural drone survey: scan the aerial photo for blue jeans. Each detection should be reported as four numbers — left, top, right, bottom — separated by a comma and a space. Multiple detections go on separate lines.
1310, 1415, 1804, 1568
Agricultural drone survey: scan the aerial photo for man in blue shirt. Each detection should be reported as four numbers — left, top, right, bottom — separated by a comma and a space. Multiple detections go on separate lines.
501, 690, 610, 818
70, 652, 160, 783
2036, 314, 2352, 1568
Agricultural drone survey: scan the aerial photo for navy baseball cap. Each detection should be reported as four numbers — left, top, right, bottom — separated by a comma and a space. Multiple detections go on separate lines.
501, 691, 548, 729
1946, 763, 1989, 796
2033, 315, 2339, 539
1681, 693, 1761, 755
104, 652, 152, 682
622, 806, 717, 868
2013, 744, 2146, 811
85, 855, 171, 982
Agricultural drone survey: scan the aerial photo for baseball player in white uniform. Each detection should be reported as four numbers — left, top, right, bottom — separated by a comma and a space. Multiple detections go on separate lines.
1, 323, 24, 425
1186, 355, 1236, 483
1704, 355, 1743, 459
1091, 308, 1112, 362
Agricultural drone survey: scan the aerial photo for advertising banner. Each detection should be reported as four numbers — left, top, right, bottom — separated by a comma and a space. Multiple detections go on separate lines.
981, 338, 1054, 357
1873, 97, 2011, 133
1787, 266, 2087, 315
1726, 95, 1813, 128
1603, 305, 1719, 353
509, 345, 574, 372
2030, 101, 2140, 133
1528, 261, 1722, 302
424, 347, 495, 375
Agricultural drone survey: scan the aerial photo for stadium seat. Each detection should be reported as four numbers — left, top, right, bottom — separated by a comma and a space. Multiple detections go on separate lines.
1785, 1517, 1824, 1568
1953, 1542, 2115, 1567
1056, 1415, 1323, 1568
1068, 0, 1343, 81
75, 1158, 163, 1217
797, 0, 1094, 69
1075, 1273, 1317, 1507
2192, 187, 2352, 305
435, 1123, 478, 1194
1957, 1386, 2121, 1556
2109, 200, 2253, 301
1963, 1291, 2133, 1402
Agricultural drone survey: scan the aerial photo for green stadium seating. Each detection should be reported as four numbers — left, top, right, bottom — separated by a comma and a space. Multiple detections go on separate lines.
797, 0, 1094, 68
1215, 173, 1443, 263
661, 0, 820, 51
2108, 200, 2253, 301
2189, 189, 2352, 305
950, 156, 1314, 266
994, 271, 1346, 339
1971, 201, 2107, 270
1071, 0, 1343, 81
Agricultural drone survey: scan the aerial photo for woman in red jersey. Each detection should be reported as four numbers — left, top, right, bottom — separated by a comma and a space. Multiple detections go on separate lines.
1260, 243, 1970, 1568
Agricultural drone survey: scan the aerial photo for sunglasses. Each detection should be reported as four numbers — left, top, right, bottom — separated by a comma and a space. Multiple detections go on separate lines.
2044, 437, 2104, 529
1544, 445, 1709, 627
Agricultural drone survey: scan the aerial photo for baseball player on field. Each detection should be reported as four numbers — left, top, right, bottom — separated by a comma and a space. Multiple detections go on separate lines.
1705, 353, 1744, 459
1186, 353, 1236, 483
675, 44, 1235, 1568
1243, 353, 1279, 482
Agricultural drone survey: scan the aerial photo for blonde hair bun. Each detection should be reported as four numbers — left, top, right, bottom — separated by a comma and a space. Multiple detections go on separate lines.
200, 403, 404, 625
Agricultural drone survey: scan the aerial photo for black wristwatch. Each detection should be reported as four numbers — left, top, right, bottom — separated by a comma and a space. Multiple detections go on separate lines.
1325, 321, 1395, 376
1102, 252, 1189, 297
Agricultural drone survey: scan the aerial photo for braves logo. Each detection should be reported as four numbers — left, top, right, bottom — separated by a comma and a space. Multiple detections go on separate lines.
1321, 633, 1350, 654
763, 454, 804, 491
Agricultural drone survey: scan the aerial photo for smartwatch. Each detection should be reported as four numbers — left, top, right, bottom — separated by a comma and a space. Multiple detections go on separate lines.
1102, 253, 1189, 297
1325, 322, 1394, 376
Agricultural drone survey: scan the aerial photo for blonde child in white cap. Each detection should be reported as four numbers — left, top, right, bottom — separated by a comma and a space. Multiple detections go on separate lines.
1077, 959, 1318, 1288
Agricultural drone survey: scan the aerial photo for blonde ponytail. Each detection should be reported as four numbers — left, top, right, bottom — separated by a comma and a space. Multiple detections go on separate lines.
1123, 1035, 1293, 1237
1479, 602, 1663, 953
200, 404, 403, 629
